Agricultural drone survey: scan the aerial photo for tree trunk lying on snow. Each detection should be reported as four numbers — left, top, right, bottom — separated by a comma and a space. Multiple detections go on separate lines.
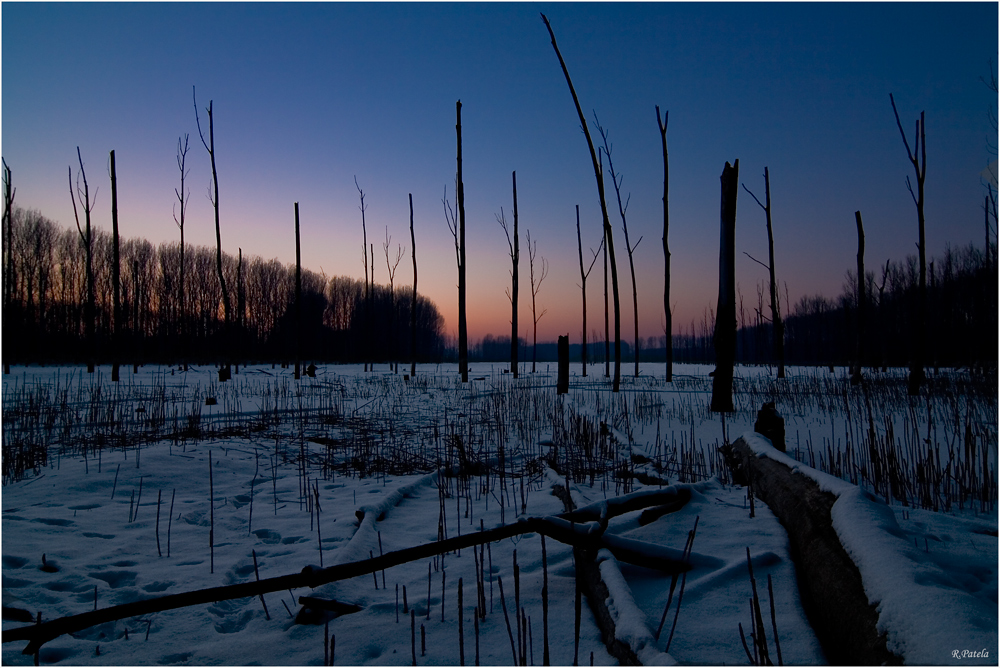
5, 486, 693, 656
721, 436, 902, 665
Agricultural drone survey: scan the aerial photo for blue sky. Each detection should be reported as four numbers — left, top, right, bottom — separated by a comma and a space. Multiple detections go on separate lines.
3, 2, 996, 343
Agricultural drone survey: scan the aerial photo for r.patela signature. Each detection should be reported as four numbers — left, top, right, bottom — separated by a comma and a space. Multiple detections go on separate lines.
952, 650, 991, 659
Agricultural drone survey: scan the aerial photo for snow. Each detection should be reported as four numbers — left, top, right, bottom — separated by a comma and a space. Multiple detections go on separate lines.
746, 431, 998, 665
2, 363, 996, 665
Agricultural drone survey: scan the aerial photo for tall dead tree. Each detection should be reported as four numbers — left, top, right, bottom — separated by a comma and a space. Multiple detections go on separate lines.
542, 13, 622, 392
597, 119, 641, 377
527, 229, 548, 373
409, 193, 418, 377
110, 150, 121, 382
173, 135, 189, 371
711, 160, 739, 413
741, 167, 785, 378
576, 205, 602, 377
2, 159, 12, 374
384, 226, 404, 373
355, 177, 370, 372
604, 223, 610, 378
236, 247, 245, 373
456, 100, 469, 383
497, 172, 520, 378
69, 147, 96, 373
194, 87, 232, 380
852, 211, 866, 385
294, 203, 302, 380
656, 106, 672, 382
889, 93, 927, 396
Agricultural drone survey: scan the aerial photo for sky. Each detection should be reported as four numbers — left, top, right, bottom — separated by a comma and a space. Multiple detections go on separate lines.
2, 2, 997, 345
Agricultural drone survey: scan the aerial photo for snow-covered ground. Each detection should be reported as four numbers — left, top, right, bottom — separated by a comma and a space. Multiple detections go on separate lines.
2, 363, 996, 665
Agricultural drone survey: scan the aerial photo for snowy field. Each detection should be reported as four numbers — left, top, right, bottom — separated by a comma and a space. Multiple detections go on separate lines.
1, 362, 996, 665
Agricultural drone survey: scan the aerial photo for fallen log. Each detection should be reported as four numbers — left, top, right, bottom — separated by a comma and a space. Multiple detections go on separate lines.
721, 436, 902, 665
4, 486, 693, 656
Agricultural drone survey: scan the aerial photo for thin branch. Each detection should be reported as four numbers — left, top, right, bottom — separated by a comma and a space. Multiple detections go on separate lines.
741, 183, 767, 212
743, 251, 771, 272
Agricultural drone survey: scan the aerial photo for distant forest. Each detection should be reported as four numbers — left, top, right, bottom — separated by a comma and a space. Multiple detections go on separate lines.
2, 205, 996, 370
2, 207, 447, 366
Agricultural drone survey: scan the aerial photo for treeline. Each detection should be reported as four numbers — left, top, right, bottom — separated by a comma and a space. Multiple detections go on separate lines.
2, 207, 447, 365
462, 243, 997, 370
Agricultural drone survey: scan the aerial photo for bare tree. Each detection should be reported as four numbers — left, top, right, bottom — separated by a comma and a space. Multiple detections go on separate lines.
889, 93, 926, 396
3, 158, 14, 374
527, 229, 548, 373
294, 203, 302, 380
383, 225, 404, 372
711, 160, 739, 413
656, 105, 672, 382
541, 13, 622, 392
597, 119, 641, 377
194, 86, 232, 380
110, 151, 121, 382
603, 222, 609, 378
741, 167, 785, 378
69, 147, 97, 373
409, 193, 418, 377
456, 100, 468, 383
173, 135, 190, 371
576, 205, 602, 377
355, 176, 370, 372
497, 172, 520, 378
851, 211, 867, 385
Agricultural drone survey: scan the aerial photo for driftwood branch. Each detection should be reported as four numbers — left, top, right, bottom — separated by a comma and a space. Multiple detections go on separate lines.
6, 487, 693, 655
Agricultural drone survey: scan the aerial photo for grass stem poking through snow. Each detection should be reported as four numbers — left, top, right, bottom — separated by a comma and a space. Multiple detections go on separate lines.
324, 621, 329, 665
573, 580, 581, 667
396, 583, 400, 623
330, 633, 335, 666
371, 551, 378, 589
541, 534, 550, 666
411, 609, 416, 665
112, 463, 120, 499
474, 608, 480, 666
458, 577, 465, 665
155, 489, 162, 556
378, 531, 386, 588
745, 547, 770, 665
427, 562, 432, 619
209, 451, 214, 574
315, 482, 323, 567
767, 573, 782, 666
403, 584, 408, 613
252, 550, 270, 620
441, 568, 446, 622
167, 488, 175, 557
421, 623, 426, 657
498, 575, 518, 665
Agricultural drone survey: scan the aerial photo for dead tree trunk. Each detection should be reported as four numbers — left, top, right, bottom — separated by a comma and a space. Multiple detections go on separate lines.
711, 160, 739, 413
355, 177, 370, 372
527, 229, 548, 374
576, 205, 601, 378
721, 436, 902, 665
384, 227, 404, 373
409, 193, 418, 377
456, 100, 469, 383
294, 203, 302, 380
657, 106, 672, 382
2, 159, 12, 374
194, 88, 232, 380
541, 13, 621, 392
110, 150, 121, 382
604, 225, 610, 378
597, 122, 641, 378
173, 136, 189, 371
852, 211, 866, 385
889, 93, 926, 396
69, 147, 96, 373
236, 248, 245, 374
742, 167, 785, 378
511, 171, 519, 378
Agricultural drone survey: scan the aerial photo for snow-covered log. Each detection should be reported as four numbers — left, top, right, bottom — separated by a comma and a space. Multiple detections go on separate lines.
722, 435, 902, 665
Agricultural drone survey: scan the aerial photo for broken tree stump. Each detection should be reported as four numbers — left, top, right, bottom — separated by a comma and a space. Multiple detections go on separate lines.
721, 436, 902, 665
753, 401, 785, 452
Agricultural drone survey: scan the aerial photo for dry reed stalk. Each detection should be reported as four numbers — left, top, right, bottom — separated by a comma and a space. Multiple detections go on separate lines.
458, 577, 465, 665
155, 490, 162, 557
541, 534, 550, 666
411, 609, 416, 666
498, 576, 518, 664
